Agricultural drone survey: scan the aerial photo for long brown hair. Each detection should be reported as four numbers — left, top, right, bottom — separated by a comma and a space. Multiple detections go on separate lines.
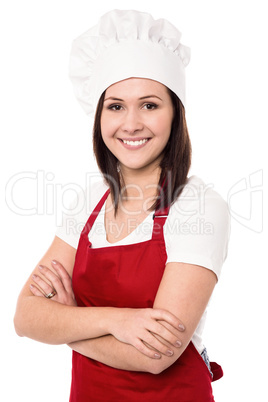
93, 87, 192, 214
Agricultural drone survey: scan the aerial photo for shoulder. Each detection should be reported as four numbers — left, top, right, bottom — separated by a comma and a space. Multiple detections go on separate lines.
72, 179, 109, 214
55, 178, 109, 249
61, 178, 109, 223
165, 175, 231, 279
169, 175, 230, 224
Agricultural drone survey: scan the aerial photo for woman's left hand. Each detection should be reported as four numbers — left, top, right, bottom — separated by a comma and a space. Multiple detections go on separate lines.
30, 260, 77, 307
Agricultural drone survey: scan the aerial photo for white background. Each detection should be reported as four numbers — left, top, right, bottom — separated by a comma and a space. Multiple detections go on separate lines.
1, 0, 267, 401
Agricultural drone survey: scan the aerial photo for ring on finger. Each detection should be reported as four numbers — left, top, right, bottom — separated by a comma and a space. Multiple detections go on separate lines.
45, 290, 57, 299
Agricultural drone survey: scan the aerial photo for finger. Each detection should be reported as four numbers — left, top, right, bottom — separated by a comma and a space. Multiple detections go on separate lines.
156, 320, 180, 337
149, 322, 182, 348
152, 309, 185, 332
142, 331, 175, 357
132, 338, 162, 359
32, 273, 55, 296
51, 260, 73, 293
29, 284, 46, 297
38, 265, 65, 294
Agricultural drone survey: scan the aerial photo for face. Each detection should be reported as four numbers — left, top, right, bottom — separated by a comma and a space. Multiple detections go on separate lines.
100, 78, 174, 175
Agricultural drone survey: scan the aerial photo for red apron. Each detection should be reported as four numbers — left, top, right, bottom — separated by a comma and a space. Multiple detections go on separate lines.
70, 189, 223, 401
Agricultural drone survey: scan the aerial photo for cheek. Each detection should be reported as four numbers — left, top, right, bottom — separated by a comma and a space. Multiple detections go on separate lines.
100, 114, 118, 140
152, 115, 173, 140
100, 119, 111, 142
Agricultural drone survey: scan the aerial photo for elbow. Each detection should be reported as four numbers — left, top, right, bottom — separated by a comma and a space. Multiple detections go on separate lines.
146, 359, 174, 375
13, 314, 24, 338
13, 299, 32, 338
148, 366, 165, 375
150, 363, 169, 375
13, 307, 28, 338
146, 351, 183, 375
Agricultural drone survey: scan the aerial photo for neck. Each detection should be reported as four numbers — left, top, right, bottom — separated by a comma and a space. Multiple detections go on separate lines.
119, 165, 161, 201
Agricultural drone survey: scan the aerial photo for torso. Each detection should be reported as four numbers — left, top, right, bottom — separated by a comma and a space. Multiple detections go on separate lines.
70, 188, 218, 401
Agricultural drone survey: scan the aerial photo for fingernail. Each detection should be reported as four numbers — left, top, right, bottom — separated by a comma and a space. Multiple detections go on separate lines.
154, 353, 161, 359
178, 324, 185, 331
166, 350, 174, 356
175, 341, 182, 347
32, 274, 37, 279
51, 260, 57, 265
38, 265, 43, 270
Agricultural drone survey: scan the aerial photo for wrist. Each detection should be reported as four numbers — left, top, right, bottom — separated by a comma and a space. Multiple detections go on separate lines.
101, 307, 129, 336
97, 307, 121, 335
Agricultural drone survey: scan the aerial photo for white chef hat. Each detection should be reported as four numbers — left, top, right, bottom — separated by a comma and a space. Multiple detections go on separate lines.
69, 9, 190, 117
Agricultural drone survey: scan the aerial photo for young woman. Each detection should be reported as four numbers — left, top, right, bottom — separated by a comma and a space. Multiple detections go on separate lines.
14, 10, 230, 401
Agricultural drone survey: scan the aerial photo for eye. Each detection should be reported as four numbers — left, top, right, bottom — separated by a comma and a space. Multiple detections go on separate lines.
142, 103, 158, 110
107, 104, 123, 111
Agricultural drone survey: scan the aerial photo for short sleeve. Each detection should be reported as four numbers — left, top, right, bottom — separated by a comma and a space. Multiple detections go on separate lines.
164, 176, 231, 280
55, 180, 109, 249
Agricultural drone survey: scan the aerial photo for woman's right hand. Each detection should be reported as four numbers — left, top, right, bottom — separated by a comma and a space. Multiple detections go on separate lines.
29, 260, 77, 307
108, 308, 185, 359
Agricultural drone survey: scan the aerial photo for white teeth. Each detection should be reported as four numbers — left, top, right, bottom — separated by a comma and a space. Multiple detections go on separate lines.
122, 139, 148, 146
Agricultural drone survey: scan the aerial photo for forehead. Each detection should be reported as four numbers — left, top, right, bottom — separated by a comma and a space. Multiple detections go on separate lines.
105, 78, 169, 98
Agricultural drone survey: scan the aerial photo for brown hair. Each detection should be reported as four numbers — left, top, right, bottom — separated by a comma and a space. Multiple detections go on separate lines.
93, 88, 192, 214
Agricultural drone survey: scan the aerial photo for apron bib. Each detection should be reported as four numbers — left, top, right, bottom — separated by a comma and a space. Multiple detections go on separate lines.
70, 190, 223, 401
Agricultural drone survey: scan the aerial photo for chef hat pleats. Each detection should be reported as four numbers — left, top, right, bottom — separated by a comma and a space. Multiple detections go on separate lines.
69, 9, 190, 116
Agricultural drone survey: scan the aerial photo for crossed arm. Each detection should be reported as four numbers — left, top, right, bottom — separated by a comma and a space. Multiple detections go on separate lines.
14, 236, 216, 374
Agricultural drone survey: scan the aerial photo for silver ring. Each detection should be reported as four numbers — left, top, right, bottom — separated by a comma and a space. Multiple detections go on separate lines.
45, 290, 57, 299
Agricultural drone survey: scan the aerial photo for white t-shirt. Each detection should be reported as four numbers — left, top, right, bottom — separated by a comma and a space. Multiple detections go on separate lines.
56, 175, 231, 354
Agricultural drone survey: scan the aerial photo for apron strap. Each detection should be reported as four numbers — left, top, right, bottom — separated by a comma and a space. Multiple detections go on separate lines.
82, 187, 171, 241
152, 204, 170, 241
82, 189, 110, 236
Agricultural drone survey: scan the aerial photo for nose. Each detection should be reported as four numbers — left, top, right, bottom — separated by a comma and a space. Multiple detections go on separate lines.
121, 109, 143, 135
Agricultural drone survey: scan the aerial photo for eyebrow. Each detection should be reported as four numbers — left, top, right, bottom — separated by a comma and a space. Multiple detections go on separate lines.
103, 95, 163, 102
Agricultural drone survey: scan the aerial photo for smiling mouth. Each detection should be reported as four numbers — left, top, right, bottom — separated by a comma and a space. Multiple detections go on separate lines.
120, 138, 150, 146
